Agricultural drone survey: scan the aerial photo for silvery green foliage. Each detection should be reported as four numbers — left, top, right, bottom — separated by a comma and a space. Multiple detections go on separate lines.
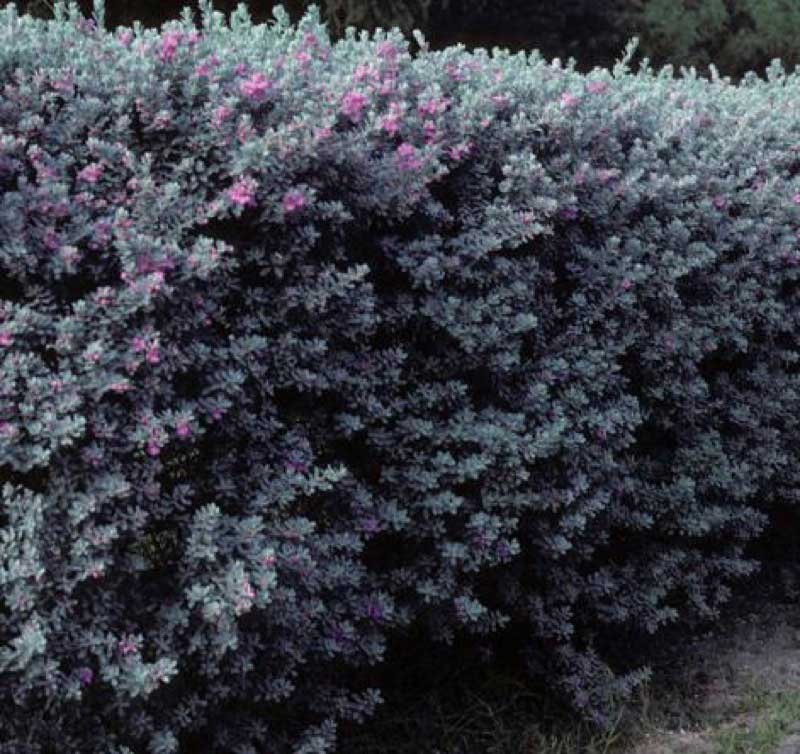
1, 1, 800, 750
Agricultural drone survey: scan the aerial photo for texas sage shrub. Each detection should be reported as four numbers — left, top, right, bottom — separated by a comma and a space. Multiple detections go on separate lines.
3, 1, 800, 752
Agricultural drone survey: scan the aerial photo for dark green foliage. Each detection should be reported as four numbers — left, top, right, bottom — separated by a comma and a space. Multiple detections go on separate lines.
622, 0, 800, 84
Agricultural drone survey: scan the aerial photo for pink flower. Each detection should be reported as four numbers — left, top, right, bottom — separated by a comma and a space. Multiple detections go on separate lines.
228, 177, 257, 207
108, 382, 131, 393
621, 278, 633, 291
234, 63, 249, 76
239, 71, 273, 101
282, 189, 308, 213
0, 422, 17, 438
158, 31, 181, 63
446, 63, 467, 81
396, 142, 422, 171
314, 126, 332, 141
145, 346, 160, 364
380, 114, 400, 134
118, 29, 133, 47
712, 195, 727, 209
448, 141, 472, 161
78, 163, 103, 183
0, 331, 13, 346
423, 120, 437, 143
146, 441, 160, 457
234, 121, 251, 146
560, 92, 580, 108
586, 80, 609, 95
366, 598, 384, 622
210, 408, 223, 421
417, 97, 443, 116
793, 193, 800, 205
175, 422, 191, 438
596, 168, 619, 184
353, 63, 373, 82
132, 336, 147, 353
379, 75, 397, 95
341, 90, 369, 122
118, 638, 138, 656
211, 105, 232, 127
77, 667, 94, 686
44, 229, 60, 251
377, 41, 398, 60
360, 516, 380, 533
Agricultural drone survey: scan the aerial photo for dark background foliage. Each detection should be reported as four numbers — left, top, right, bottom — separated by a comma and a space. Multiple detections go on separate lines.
7, 0, 800, 84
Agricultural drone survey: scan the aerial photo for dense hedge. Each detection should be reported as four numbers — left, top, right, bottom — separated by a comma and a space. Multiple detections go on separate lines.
3, 2, 800, 752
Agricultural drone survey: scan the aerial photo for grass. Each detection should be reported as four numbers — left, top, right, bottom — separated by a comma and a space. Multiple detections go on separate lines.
342, 671, 800, 754
339, 598, 800, 754
713, 686, 800, 754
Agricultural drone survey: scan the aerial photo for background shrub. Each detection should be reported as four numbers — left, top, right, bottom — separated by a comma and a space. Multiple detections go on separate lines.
621, 0, 800, 84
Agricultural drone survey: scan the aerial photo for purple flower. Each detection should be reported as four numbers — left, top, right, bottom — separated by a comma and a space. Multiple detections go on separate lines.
282, 189, 308, 214
78, 163, 103, 184
158, 31, 182, 63
560, 92, 580, 108
0, 421, 18, 438
380, 114, 400, 134
366, 599, 384, 622
228, 177, 258, 207
712, 194, 727, 210
118, 638, 138, 656
341, 90, 369, 122
360, 516, 380, 533
377, 41, 398, 60
586, 80, 609, 95
78, 667, 94, 686
396, 142, 422, 171
239, 72, 273, 101
211, 105, 232, 127
0, 331, 13, 347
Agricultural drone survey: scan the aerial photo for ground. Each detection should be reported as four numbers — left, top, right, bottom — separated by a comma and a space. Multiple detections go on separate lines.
625, 602, 800, 754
